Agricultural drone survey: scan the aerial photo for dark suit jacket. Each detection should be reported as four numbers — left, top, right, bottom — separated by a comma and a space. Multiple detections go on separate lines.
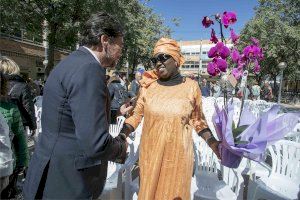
23, 47, 127, 199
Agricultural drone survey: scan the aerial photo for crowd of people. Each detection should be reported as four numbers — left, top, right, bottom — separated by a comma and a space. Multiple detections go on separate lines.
199, 78, 274, 101
0, 11, 279, 200
0, 57, 40, 198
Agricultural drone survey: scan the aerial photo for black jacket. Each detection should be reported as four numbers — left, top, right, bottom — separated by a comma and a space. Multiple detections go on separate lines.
130, 79, 140, 96
6, 74, 37, 130
108, 77, 129, 110
23, 47, 127, 199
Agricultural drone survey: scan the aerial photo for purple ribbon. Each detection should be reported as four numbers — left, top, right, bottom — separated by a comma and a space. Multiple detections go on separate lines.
213, 103, 299, 168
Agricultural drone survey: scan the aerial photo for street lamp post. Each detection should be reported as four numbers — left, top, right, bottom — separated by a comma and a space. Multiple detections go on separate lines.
42, 20, 49, 80
198, 39, 203, 85
277, 62, 287, 103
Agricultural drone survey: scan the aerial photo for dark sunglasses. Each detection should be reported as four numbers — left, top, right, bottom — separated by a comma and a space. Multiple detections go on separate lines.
150, 54, 172, 65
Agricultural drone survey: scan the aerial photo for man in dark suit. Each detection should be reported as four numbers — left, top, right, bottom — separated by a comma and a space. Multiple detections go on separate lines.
23, 12, 131, 199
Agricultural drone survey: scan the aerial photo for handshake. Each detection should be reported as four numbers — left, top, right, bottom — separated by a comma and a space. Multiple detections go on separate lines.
111, 97, 137, 164
112, 115, 136, 164
113, 132, 128, 164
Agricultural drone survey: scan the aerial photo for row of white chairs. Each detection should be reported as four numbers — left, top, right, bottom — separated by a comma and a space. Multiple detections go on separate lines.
202, 97, 300, 142
103, 115, 300, 200
33, 97, 300, 199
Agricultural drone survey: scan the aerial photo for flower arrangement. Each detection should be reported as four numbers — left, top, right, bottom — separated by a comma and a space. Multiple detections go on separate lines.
202, 12, 263, 82
201, 12, 299, 168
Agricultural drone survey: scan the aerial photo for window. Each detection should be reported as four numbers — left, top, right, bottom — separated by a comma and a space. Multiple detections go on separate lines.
36, 60, 43, 68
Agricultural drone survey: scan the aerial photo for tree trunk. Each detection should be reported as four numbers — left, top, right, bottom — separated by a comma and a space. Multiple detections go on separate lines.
44, 23, 57, 80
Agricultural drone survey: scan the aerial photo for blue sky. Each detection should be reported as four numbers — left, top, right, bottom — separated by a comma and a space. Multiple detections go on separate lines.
142, 0, 258, 41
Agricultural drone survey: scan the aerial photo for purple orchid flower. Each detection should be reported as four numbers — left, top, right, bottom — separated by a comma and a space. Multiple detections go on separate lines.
202, 16, 214, 28
208, 46, 217, 58
210, 28, 218, 44
222, 11, 237, 28
208, 42, 230, 59
253, 60, 261, 74
230, 28, 239, 44
232, 68, 242, 79
214, 58, 228, 72
231, 48, 240, 63
207, 61, 219, 76
237, 61, 244, 70
243, 45, 263, 60
207, 58, 228, 76
237, 54, 247, 70
220, 46, 230, 59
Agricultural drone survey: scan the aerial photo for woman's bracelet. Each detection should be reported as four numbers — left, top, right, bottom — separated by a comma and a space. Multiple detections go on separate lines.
197, 128, 211, 137
207, 137, 217, 146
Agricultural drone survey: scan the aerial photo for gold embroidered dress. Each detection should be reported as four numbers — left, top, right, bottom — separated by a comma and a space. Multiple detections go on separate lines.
125, 77, 208, 200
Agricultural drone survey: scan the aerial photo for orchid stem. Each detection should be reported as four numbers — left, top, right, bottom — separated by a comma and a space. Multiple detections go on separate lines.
237, 63, 249, 127
237, 87, 246, 127
218, 19, 225, 44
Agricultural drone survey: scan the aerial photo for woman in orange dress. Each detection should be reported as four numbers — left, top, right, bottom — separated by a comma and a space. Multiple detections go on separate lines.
122, 38, 220, 200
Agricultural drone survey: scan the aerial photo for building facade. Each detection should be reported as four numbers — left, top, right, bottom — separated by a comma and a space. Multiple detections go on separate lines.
0, 34, 70, 80
179, 39, 232, 79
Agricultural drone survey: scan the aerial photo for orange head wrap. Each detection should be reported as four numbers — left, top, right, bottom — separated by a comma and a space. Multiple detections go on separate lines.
153, 37, 185, 66
139, 38, 185, 88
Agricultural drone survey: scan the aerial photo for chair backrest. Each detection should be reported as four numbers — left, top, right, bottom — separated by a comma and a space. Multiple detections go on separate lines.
284, 116, 300, 142
204, 96, 216, 103
202, 98, 218, 138
250, 99, 270, 117
109, 116, 126, 137
269, 140, 300, 182
228, 98, 241, 127
216, 97, 225, 109
194, 138, 219, 178
221, 166, 240, 197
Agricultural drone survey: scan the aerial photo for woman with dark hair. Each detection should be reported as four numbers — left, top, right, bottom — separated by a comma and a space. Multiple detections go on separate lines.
121, 38, 220, 199
0, 72, 29, 199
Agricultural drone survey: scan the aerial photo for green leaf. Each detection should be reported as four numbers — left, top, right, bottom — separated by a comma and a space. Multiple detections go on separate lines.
235, 140, 249, 145
232, 125, 249, 139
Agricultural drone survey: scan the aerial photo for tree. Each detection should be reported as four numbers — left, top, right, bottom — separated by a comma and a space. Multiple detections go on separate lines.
0, 0, 170, 79
1, 0, 92, 78
239, 0, 300, 96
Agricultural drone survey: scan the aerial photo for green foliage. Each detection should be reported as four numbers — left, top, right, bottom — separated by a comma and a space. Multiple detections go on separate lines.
0, 0, 171, 77
239, 0, 300, 84
232, 125, 249, 139
232, 125, 249, 145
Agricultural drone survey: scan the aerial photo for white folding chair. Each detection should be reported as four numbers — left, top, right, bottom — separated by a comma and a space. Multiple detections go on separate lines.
101, 116, 127, 199
109, 116, 126, 138
216, 97, 226, 109
285, 119, 300, 142
202, 97, 218, 138
193, 138, 240, 200
123, 143, 139, 200
123, 120, 144, 200
248, 140, 300, 200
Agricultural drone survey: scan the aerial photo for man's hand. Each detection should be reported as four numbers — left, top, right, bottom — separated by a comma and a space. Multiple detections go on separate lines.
114, 133, 128, 164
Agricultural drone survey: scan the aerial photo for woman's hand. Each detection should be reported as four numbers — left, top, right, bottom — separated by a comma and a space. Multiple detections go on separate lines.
119, 103, 134, 116
208, 139, 221, 160
119, 97, 137, 116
